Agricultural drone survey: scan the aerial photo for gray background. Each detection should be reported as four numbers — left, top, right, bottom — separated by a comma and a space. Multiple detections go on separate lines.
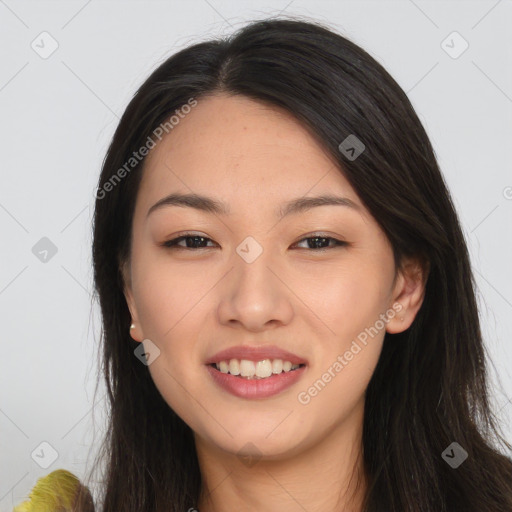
1, 0, 511, 509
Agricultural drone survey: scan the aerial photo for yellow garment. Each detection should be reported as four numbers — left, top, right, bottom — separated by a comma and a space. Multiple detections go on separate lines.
13, 469, 94, 512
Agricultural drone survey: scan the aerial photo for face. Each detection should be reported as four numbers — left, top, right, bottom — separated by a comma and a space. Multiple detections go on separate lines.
123, 93, 425, 461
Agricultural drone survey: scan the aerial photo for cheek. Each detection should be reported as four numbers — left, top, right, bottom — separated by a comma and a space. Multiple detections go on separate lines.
131, 257, 209, 426
300, 260, 390, 402
129, 249, 211, 407
298, 270, 387, 422
295, 337, 382, 438
131, 244, 208, 335
306, 261, 390, 343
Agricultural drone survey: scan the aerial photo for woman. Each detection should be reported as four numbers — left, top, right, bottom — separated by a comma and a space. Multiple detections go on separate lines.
87, 17, 512, 512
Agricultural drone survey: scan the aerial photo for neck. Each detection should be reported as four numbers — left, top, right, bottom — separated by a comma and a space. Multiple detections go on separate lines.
194, 401, 367, 512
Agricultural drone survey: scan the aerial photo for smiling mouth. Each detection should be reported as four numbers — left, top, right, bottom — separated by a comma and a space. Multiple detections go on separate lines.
208, 359, 306, 380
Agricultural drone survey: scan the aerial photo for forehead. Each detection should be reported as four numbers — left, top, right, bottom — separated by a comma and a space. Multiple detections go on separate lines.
139, 93, 359, 211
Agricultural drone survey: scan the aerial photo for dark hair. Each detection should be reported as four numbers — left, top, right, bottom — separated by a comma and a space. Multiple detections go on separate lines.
88, 16, 512, 511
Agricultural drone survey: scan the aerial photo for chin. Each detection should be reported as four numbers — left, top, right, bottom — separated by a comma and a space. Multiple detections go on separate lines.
196, 418, 310, 461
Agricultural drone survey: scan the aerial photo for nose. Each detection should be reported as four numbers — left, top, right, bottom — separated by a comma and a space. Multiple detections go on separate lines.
216, 246, 294, 332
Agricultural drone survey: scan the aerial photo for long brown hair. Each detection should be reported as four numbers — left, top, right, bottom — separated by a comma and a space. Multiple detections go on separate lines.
86, 17, 512, 511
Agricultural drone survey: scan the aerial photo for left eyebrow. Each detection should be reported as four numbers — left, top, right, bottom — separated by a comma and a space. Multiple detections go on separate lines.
278, 194, 360, 218
146, 192, 360, 219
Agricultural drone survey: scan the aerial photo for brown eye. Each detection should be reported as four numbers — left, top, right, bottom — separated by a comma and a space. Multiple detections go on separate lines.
162, 233, 216, 250
293, 235, 348, 251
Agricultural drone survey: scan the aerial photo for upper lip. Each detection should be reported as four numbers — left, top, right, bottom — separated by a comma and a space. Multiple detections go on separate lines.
205, 345, 308, 365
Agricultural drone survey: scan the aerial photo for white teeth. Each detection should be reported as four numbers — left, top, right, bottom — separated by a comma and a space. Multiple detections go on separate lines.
228, 359, 240, 375
240, 360, 256, 377
272, 359, 283, 374
255, 359, 273, 378
212, 358, 303, 379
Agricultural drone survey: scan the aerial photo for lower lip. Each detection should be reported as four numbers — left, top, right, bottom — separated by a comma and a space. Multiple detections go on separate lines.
206, 364, 307, 399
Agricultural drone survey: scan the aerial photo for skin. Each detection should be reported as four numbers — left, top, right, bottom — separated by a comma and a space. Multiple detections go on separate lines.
122, 93, 427, 512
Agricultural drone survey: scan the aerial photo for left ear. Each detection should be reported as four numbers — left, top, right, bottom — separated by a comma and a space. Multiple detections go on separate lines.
386, 256, 429, 334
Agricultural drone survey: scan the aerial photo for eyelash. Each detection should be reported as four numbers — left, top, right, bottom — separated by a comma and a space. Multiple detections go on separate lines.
161, 232, 348, 252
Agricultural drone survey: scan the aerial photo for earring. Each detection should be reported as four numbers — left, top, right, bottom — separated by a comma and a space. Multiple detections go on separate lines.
130, 323, 135, 330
